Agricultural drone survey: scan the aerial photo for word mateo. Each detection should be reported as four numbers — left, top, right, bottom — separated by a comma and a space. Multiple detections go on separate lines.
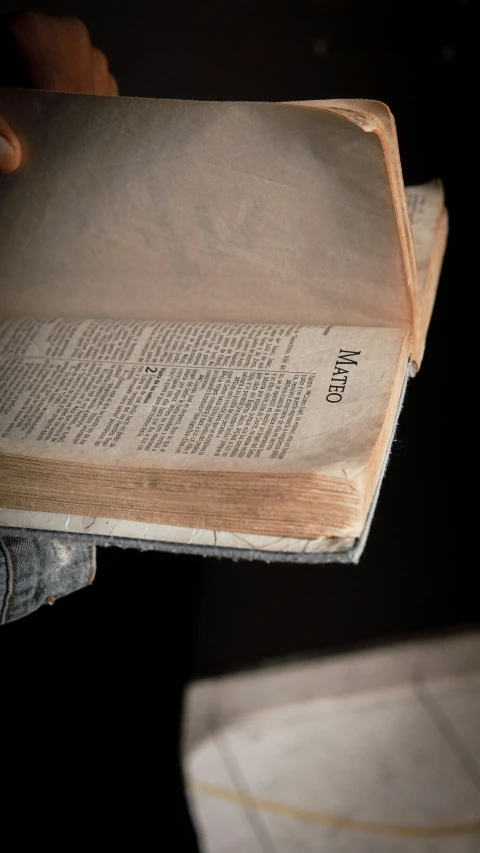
326, 349, 361, 403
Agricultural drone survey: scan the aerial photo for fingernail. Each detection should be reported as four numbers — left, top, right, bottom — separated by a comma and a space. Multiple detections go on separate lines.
0, 134, 13, 154
0, 135, 17, 171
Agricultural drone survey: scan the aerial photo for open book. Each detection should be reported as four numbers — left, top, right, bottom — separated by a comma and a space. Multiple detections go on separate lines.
0, 91, 447, 562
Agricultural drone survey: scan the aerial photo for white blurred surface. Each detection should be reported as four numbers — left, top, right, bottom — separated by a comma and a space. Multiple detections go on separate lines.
184, 632, 480, 852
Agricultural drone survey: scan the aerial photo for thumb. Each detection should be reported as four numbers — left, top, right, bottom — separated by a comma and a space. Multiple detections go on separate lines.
0, 117, 22, 173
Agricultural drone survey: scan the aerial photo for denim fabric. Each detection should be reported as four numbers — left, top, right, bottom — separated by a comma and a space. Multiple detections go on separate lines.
0, 534, 96, 624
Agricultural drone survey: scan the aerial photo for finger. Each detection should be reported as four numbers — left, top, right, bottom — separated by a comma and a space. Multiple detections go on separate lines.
44, 16, 94, 93
107, 73, 119, 96
91, 46, 110, 95
0, 116, 22, 173
91, 48, 118, 96
11, 12, 94, 93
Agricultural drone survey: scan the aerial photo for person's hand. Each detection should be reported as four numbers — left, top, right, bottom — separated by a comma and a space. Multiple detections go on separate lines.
9, 11, 118, 96
0, 11, 118, 174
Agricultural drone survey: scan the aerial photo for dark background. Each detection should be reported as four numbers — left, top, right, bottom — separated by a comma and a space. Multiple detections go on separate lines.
1, 0, 477, 675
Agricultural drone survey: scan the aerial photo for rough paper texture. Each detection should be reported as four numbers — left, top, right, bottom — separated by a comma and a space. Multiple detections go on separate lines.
0, 91, 410, 329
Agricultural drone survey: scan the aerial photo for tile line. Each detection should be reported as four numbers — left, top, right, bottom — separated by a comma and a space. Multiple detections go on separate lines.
188, 778, 480, 839
415, 682, 480, 794
217, 734, 279, 853
203, 697, 278, 853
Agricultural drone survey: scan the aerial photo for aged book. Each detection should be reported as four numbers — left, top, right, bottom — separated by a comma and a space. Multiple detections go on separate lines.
0, 90, 447, 562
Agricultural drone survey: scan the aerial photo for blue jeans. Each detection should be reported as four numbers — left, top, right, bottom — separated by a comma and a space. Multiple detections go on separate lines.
1, 533, 95, 624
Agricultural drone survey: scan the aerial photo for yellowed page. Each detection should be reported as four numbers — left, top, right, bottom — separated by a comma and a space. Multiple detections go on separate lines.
0, 91, 410, 330
0, 317, 407, 501
297, 102, 450, 365
293, 98, 417, 330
